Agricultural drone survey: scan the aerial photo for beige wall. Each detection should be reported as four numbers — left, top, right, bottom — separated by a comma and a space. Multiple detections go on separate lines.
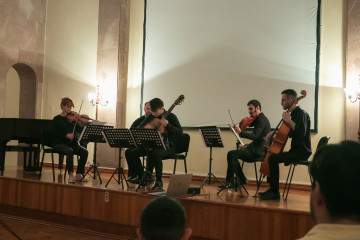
126, 0, 346, 185
42, 0, 100, 163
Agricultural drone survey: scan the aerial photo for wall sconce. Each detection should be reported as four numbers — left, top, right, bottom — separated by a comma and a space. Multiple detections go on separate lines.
345, 76, 360, 103
88, 85, 108, 120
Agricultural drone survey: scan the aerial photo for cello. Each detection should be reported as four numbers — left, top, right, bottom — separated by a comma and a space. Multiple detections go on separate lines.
259, 90, 307, 176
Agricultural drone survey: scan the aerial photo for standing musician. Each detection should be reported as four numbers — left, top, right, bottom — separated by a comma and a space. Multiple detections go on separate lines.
52, 97, 88, 183
125, 102, 151, 182
139, 98, 183, 190
224, 100, 271, 188
259, 89, 312, 200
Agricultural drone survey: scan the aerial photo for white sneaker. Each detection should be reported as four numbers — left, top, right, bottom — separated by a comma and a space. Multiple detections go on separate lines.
75, 174, 88, 182
68, 175, 76, 183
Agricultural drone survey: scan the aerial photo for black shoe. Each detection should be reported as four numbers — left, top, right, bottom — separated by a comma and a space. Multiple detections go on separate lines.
152, 180, 163, 190
258, 188, 271, 196
218, 182, 228, 188
127, 176, 136, 181
259, 190, 280, 200
128, 177, 140, 184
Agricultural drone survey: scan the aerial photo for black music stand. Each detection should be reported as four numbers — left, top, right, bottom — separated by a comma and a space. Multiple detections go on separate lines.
78, 124, 113, 184
200, 126, 225, 188
103, 128, 136, 188
130, 128, 166, 192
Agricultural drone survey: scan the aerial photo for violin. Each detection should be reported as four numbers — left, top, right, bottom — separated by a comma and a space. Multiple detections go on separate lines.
237, 113, 258, 131
259, 90, 307, 176
145, 95, 185, 135
229, 110, 257, 131
67, 111, 92, 124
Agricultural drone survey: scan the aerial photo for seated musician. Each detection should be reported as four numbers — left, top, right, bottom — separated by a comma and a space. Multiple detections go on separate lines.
52, 97, 88, 183
139, 98, 183, 190
224, 100, 270, 188
125, 102, 151, 182
259, 89, 311, 200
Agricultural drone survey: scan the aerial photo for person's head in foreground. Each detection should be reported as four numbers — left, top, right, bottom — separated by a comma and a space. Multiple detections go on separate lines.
137, 197, 192, 240
310, 140, 360, 224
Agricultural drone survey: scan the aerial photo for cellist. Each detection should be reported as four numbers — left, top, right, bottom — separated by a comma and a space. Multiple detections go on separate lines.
260, 89, 312, 200
223, 100, 270, 188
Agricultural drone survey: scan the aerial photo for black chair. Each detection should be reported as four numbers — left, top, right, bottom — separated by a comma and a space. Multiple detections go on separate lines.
283, 136, 330, 201
171, 133, 190, 174
39, 129, 78, 182
241, 156, 263, 188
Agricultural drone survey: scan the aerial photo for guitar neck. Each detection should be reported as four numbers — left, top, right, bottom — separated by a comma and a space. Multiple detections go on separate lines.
162, 103, 176, 119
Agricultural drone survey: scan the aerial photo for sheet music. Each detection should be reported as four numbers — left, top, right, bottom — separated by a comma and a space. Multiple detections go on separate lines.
228, 124, 245, 146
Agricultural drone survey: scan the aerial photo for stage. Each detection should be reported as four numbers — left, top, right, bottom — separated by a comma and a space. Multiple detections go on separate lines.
0, 166, 314, 240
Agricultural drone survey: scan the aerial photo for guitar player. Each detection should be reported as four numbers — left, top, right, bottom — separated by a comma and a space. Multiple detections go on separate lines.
139, 98, 183, 190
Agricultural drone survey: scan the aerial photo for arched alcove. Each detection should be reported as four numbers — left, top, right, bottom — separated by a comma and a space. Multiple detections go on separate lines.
5, 67, 20, 118
11, 63, 37, 118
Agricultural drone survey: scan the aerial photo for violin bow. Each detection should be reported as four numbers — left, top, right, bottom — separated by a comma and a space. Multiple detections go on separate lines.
72, 100, 84, 134
228, 110, 236, 126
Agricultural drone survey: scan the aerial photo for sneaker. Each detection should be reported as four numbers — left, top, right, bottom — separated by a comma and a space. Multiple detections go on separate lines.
75, 174, 87, 182
151, 180, 163, 190
259, 190, 280, 200
68, 175, 76, 183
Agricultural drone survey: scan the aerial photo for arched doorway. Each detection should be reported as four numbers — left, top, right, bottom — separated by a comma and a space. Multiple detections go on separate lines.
4, 64, 37, 167
11, 63, 37, 118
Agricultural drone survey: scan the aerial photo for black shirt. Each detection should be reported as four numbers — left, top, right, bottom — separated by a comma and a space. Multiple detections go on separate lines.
138, 110, 183, 149
289, 106, 312, 157
240, 112, 271, 157
52, 115, 83, 145
130, 115, 146, 128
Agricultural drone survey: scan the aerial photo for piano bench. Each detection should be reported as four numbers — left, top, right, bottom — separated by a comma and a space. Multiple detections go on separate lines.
6, 145, 41, 172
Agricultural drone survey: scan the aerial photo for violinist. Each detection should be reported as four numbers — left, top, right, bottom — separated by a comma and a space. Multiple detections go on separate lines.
223, 100, 270, 188
125, 102, 151, 182
259, 89, 311, 200
52, 97, 89, 183
139, 98, 182, 190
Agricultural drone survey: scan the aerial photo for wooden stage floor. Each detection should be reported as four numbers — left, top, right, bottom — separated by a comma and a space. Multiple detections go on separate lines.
0, 166, 314, 240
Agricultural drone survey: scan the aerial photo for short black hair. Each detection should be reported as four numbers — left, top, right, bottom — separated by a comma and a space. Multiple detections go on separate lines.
281, 89, 297, 100
310, 141, 360, 221
149, 98, 164, 112
247, 99, 261, 110
140, 197, 186, 240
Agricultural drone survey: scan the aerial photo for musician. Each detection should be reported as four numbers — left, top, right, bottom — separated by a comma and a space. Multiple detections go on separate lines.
52, 97, 88, 183
260, 89, 311, 200
125, 102, 151, 182
139, 98, 183, 190
224, 100, 270, 187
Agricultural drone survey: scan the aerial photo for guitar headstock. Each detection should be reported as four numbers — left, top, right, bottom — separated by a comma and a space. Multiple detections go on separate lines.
174, 95, 185, 105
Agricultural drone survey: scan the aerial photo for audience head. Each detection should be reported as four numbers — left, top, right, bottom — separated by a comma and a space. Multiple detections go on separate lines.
310, 140, 360, 224
137, 197, 192, 240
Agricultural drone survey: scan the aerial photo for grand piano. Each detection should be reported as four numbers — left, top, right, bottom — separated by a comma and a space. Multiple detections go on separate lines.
0, 118, 53, 173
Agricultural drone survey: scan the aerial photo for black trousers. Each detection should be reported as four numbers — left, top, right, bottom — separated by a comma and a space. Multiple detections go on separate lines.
268, 151, 311, 192
226, 149, 258, 182
125, 148, 146, 178
147, 148, 176, 181
53, 142, 88, 174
